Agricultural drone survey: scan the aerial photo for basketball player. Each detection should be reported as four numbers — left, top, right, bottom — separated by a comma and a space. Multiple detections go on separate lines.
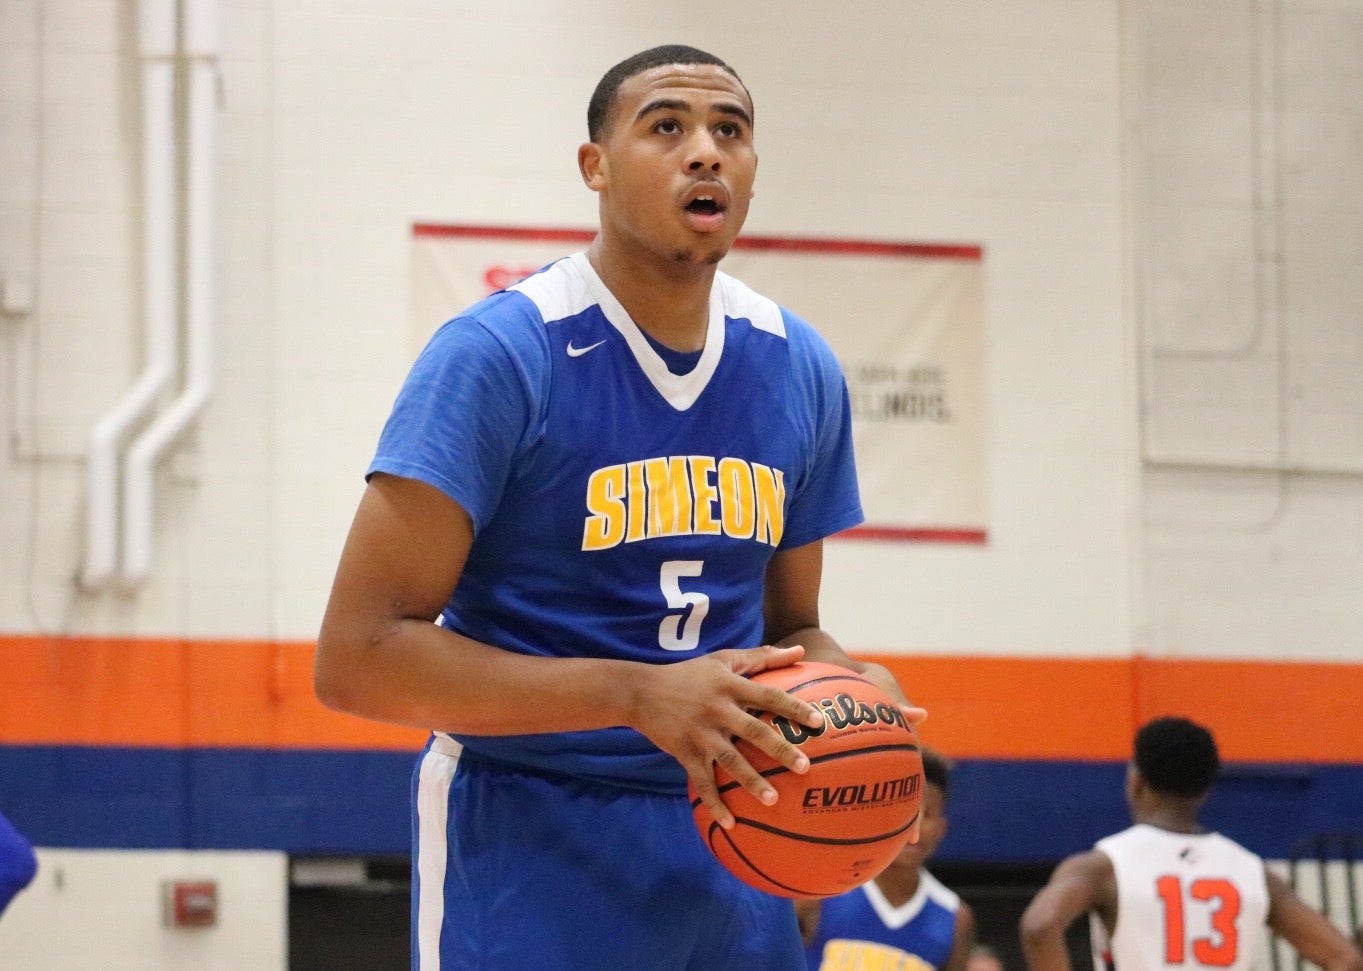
1020, 716, 1363, 971
798, 748, 976, 970
0, 810, 36, 917
315, 45, 920, 968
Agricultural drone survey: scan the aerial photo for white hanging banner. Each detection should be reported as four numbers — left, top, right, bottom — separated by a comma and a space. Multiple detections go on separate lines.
411, 225, 987, 543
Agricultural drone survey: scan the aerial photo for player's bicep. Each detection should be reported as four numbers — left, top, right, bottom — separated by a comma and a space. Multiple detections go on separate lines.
1023, 851, 1113, 933
318, 474, 473, 674
762, 540, 823, 643
945, 902, 977, 971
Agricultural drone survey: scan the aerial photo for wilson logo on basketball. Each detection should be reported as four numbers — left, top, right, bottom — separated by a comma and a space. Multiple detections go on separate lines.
771, 691, 908, 745
802, 773, 921, 809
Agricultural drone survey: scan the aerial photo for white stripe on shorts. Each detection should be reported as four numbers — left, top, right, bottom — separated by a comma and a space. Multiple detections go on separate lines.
415, 733, 462, 971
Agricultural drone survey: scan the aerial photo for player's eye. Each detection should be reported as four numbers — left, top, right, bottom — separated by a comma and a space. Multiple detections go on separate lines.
654, 119, 682, 135
716, 122, 743, 138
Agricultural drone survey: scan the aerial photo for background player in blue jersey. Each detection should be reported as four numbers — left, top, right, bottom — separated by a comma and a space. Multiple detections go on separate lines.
798, 748, 976, 971
0, 810, 37, 918
315, 44, 922, 968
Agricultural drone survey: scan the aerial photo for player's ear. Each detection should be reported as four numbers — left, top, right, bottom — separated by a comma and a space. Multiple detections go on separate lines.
1125, 765, 1143, 802
579, 142, 606, 191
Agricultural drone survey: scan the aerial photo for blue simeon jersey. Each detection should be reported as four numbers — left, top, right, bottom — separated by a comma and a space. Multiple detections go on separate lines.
369, 252, 863, 794
806, 871, 962, 971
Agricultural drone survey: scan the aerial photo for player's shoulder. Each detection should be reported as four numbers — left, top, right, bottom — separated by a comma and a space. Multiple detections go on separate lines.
421, 259, 585, 362
714, 270, 788, 338
716, 270, 825, 342
1203, 830, 1267, 866
506, 255, 597, 326
1056, 846, 1119, 891
1095, 823, 1153, 851
716, 270, 843, 370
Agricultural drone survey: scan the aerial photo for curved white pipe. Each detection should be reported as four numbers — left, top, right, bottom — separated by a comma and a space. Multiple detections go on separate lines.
123, 0, 219, 586
81, 0, 179, 589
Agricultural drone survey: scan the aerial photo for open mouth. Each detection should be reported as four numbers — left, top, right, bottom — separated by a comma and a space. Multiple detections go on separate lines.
686, 197, 723, 216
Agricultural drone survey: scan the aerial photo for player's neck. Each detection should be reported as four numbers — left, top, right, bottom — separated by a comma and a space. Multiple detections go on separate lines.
873, 867, 921, 908
587, 238, 714, 352
1136, 808, 1203, 834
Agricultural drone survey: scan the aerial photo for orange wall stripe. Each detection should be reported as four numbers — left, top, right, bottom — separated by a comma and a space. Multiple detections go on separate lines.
1132, 655, 1363, 764
869, 655, 1137, 761
0, 636, 427, 752
868, 653, 1363, 764
2, 637, 1361, 762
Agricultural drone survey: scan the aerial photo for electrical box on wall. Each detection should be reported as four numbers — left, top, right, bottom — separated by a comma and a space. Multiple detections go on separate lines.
162, 879, 218, 928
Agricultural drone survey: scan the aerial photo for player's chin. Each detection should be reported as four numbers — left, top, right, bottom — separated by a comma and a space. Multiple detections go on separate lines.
669, 242, 732, 266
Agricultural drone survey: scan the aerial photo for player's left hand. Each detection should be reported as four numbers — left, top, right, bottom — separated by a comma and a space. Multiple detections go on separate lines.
830, 657, 927, 843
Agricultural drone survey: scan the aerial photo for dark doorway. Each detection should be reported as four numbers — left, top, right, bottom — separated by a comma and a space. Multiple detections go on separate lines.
289, 857, 409, 971
933, 860, 1089, 970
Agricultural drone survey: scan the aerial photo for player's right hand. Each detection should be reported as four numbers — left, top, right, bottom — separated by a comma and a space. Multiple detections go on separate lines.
626, 644, 826, 830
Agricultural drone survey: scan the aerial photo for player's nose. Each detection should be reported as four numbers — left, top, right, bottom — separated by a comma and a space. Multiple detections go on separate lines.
685, 130, 721, 171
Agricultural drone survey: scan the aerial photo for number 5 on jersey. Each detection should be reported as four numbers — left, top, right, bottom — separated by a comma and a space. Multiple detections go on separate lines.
659, 560, 709, 651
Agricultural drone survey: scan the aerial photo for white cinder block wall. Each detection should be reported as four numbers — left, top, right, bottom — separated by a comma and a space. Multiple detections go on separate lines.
1, 1, 1360, 967
0, 850, 286, 970
0, 0, 1138, 653
1136, 0, 1363, 662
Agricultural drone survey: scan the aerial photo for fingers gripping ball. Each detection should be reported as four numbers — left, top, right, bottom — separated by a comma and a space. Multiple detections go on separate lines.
688, 661, 923, 899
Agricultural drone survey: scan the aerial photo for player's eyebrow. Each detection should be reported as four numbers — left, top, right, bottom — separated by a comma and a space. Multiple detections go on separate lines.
636, 97, 753, 128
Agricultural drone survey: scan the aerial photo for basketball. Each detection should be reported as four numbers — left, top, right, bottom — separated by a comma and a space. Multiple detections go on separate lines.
688, 661, 923, 899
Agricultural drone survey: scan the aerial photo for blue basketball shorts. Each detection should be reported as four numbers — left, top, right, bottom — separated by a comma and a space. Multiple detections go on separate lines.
410, 734, 804, 970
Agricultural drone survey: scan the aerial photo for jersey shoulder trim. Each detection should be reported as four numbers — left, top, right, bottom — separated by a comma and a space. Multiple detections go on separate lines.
861, 870, 958, 930
715, 270, 787, 338
507, 257, 594, 324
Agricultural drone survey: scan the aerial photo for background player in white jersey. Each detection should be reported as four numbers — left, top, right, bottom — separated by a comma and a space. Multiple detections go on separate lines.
1020, 717, 1363, 971
315, 44, 920, 968
798, 747, 976, 970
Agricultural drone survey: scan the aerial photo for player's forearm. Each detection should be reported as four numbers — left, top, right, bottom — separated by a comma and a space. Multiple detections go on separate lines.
1020, 900, 1077, 971
1329, 954, 1363, 971
1020, 932, 1073, 971
314, 619, 643, 735
1315, 944, 1363, 971
783, 628, 921, 716
772, 625, 845, 663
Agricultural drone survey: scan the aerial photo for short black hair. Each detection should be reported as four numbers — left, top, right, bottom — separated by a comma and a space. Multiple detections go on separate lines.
1134, 716, 1220, 799
921, 747, 953, 804
587, 44, 747, 142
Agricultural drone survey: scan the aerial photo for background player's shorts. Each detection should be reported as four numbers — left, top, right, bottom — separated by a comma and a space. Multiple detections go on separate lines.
411, 734, 804, 970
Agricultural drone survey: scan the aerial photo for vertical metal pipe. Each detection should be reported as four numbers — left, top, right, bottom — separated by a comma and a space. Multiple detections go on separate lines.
81, 0, 178, 589
122, 0, 219, 586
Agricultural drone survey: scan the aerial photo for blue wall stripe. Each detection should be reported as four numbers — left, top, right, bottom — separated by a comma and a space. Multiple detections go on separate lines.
2, 746, 1359, 861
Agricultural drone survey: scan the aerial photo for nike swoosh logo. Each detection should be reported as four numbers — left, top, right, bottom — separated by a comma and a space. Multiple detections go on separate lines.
566, 339, 606, 358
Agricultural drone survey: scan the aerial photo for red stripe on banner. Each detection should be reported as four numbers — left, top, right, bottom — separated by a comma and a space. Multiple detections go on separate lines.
4, 637, 1357, 764
734, 235, 983, 261
839, 526, 988, 544
411, 223, 982, 261
412, 223, 597, 244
